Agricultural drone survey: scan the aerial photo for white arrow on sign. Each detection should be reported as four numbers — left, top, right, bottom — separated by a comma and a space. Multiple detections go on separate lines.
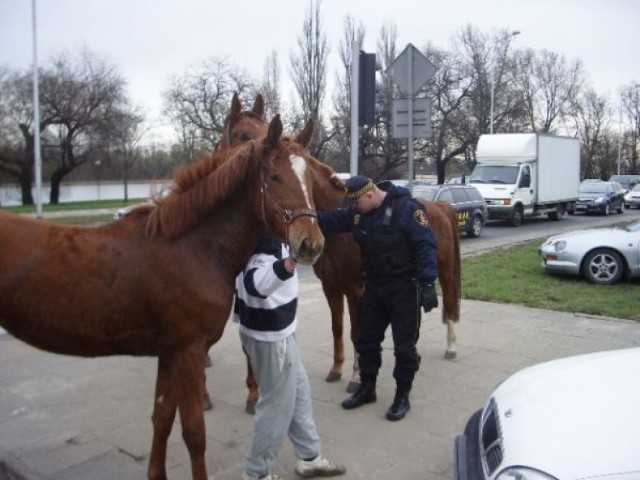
387, 44, 437, 96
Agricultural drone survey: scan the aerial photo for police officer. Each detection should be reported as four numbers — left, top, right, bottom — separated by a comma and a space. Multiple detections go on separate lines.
317, 176, 438, 421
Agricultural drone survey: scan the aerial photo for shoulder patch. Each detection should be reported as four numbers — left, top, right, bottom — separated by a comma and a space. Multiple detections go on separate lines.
414, 209, 429, 227
353, 213, 362, 226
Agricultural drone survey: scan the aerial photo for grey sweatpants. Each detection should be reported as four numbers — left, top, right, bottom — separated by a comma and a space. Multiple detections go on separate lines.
240, 332, 321, 477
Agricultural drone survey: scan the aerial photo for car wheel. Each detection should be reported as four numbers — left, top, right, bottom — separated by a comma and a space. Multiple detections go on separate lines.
510, 206, 523, 226
467, 215, 483, 238
603, 202, 610, 215
617, 202, 624, 214
582, 248, 625, 285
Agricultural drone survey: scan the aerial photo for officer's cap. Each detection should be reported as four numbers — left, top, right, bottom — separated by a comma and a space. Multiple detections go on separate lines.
344, 175, 374, 200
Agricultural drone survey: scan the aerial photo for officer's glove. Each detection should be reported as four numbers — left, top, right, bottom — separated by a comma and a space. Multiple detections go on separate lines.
420, 283, 438, 313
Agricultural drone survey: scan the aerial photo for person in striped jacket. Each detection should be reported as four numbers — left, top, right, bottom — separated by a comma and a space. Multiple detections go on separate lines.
234, 232, 346, 480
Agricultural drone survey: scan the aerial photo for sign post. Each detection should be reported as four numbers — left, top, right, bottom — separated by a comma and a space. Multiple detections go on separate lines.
387, 44, 437, 180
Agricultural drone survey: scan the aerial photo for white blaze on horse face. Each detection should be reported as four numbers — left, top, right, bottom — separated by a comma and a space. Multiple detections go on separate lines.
289, 154, 314, 214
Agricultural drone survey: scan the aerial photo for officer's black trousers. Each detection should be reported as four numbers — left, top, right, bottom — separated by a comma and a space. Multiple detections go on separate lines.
356, 276, 421, 392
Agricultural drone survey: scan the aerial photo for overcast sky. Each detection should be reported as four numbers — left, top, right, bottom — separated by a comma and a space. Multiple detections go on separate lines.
1, 0, 638, 138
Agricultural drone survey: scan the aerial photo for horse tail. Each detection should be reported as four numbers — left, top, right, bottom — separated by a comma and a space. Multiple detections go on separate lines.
442, 201, 462, 324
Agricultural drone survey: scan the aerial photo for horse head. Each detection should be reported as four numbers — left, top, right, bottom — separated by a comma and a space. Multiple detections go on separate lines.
220, 93, 268, 149
257, 115, 325, 265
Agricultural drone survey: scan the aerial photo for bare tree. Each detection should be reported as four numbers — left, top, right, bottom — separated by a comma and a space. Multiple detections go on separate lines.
290, 0, 329, 157
516, 48, 585, 133
0, 50, 131, 204
574, 89, 614, 178
163, 56, 254, 162
620, 83, 640, 174
260, 51, 281, 120
326, 15, 365, 172
41, 50, 130, 203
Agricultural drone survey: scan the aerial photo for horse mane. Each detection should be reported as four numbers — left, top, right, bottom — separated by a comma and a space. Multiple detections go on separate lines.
145, 142, 258, 239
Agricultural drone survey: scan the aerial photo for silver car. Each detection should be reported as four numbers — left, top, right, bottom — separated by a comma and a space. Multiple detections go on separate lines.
539, 219, 640, 284
624, 184, 640, 209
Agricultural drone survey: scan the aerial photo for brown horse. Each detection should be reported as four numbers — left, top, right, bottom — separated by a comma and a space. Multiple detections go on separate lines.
0, 115, 325, 480
222, 95, 462, 412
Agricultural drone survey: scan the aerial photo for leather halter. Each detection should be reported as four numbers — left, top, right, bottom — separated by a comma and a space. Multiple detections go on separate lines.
260, 181, 317, 246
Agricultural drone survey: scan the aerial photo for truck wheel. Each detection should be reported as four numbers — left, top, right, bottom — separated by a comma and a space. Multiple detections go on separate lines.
467, 215, 483, 238
510, 206, 523, 226
548, 205, 564, 221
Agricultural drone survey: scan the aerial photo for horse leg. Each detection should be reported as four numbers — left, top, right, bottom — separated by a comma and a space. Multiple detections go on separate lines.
244, 353, 259, 414
148, 356, 179, 480
323, 287, 345, 383
203, 346, 213, 411
345, 289, 362, 393
174, 344, 209, 480
445, 319, 458, 360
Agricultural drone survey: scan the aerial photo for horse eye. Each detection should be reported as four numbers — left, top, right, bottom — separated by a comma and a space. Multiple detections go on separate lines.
239, 133, 252, 141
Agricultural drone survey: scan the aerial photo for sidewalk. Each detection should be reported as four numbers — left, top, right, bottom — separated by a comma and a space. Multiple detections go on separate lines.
1, 274, 639, 480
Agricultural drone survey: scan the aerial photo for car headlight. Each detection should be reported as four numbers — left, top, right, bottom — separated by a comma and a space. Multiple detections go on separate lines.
553, 240, 566, 252
594, 196, 605, 204
496, 467, 559, 480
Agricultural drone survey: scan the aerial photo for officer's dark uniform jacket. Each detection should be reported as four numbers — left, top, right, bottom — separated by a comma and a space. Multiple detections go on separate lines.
317, 181, 438, 284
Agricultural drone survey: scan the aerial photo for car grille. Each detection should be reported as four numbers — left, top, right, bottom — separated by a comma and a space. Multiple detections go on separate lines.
480, 398, 503, 475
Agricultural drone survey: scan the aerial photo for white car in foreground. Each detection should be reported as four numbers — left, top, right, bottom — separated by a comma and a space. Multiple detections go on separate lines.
455, 348, 640, 480
539, 219, 640, 284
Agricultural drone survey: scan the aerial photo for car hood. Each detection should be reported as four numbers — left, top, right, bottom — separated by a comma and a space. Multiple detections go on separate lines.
544, 226, 624, 243
490, 348, 640, 480
577, 191, 608, 199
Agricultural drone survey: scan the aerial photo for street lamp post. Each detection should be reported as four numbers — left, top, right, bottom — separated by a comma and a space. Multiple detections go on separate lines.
490, 30, 521, 134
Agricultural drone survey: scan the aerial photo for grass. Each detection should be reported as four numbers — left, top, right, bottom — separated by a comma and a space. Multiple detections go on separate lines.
461, 241, 640, 321
3, 198, 145, 214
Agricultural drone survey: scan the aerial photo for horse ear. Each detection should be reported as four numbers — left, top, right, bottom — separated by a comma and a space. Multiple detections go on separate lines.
231, 93, 242, 116
295, 119, 314, 148
265, 115, 283, 148
253, 94, 265, 119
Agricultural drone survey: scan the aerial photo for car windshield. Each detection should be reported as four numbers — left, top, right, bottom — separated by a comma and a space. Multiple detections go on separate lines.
631, 184, 640, 192
468, 165, 519, 184
579, 182, 608, 193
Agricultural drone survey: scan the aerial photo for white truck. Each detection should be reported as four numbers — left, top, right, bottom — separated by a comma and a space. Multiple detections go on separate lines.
468, 133, 580, 226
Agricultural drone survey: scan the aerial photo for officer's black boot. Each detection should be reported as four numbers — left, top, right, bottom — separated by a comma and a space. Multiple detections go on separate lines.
386, 389, 410, 421
341, 380, 376, 410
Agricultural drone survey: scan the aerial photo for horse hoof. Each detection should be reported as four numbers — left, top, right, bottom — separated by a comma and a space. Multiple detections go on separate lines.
346, 381, 360, 393
245, 400, 256, 415
444, 351, 457, 360
203, 398, 214, 411
325, 371, 342, 383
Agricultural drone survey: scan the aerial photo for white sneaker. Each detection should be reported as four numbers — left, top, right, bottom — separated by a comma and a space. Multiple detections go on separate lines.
241, 472, 284, 480
295, 456, 346, 478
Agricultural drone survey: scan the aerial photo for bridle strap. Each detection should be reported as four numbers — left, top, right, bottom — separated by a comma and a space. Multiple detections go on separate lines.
260, 182, 318, 246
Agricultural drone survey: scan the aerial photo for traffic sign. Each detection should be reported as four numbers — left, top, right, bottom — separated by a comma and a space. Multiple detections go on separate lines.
392, 98, 432, 138
387, 44, 436, 96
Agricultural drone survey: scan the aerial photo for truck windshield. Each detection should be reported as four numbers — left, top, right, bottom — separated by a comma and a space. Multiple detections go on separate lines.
469, 165, 519, 184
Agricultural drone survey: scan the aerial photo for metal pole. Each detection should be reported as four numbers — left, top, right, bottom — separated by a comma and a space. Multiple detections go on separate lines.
407, 46, 414, 181
349, 44, 359, 176
490, 65, 495, 135
32, 0, 43, 218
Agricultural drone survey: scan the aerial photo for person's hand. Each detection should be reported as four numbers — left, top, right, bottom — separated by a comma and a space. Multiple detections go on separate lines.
420, 283, 438, 313
284, 256, 297, 274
